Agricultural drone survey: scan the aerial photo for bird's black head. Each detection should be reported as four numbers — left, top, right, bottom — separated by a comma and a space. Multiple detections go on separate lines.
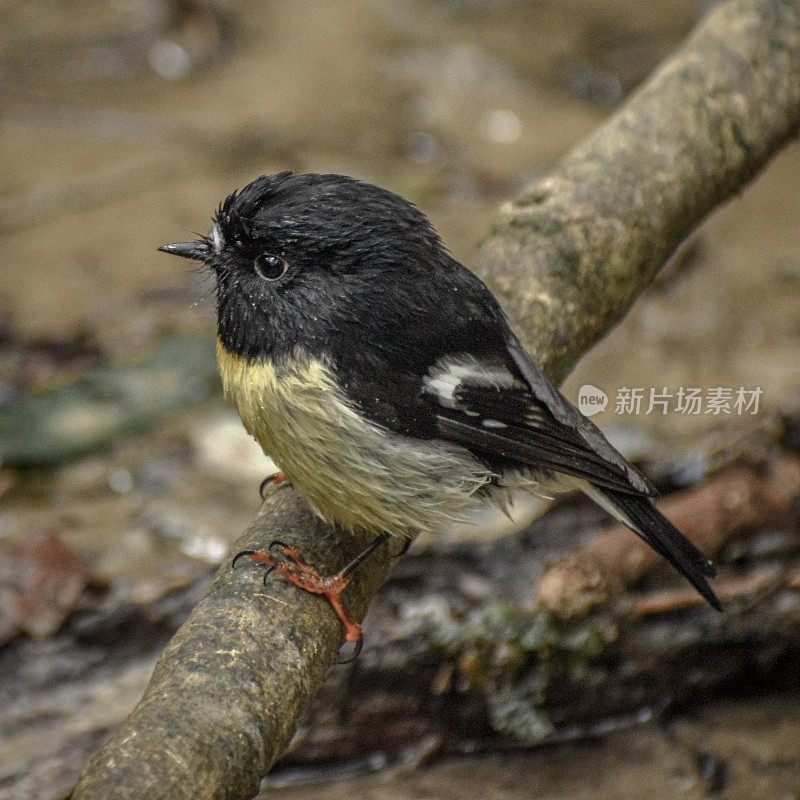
159, 171, 464, 363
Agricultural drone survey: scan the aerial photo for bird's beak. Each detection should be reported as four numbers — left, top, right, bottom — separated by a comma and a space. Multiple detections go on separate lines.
158, 240, 211, 261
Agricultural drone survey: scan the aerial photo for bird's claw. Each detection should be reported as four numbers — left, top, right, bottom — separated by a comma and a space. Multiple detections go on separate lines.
230, 541, 367, 663
231, 549, 256, 569
259, 471, 289, 499
261, 564, 276, 585
336, 636, 363, 664
232, 549, 279, 585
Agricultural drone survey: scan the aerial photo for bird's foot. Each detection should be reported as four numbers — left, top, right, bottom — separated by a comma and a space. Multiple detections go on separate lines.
259, 470, 289, 500
232, 533, 391, 662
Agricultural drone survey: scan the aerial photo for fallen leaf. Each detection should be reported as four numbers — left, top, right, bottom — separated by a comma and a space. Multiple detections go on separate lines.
0, 530, 106, 641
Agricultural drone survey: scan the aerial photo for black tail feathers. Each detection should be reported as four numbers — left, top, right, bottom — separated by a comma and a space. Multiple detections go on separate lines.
598, 487, 721, 611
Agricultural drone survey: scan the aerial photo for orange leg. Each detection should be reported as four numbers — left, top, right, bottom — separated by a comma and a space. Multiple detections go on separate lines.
232, 533, 391, 660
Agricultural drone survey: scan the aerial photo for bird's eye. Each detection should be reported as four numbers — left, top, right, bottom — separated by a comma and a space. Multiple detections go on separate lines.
254, 253, 289, 281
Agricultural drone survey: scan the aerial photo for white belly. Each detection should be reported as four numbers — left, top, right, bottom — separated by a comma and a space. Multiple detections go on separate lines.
438, 486, 550, 542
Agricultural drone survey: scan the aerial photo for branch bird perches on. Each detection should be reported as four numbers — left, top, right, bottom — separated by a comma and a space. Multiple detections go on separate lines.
72, 1, 800, 797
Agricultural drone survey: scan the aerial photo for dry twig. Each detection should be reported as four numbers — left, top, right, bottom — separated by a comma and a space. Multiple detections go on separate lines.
538, 455, 800, 617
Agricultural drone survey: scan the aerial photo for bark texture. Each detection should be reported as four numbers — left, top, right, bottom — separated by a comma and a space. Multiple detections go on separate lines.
479, 0, 800, 382
72, 1, 800, 798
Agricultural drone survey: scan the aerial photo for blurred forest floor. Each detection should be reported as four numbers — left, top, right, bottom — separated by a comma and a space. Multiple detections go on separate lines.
1, 1, 799, 798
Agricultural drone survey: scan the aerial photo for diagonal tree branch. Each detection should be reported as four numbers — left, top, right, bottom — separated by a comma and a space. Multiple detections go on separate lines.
72, 1, 800, 798
480, 0, 800, 382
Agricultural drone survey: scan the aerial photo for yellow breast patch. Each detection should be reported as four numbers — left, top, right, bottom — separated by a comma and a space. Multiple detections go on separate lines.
215, 339, 492, 536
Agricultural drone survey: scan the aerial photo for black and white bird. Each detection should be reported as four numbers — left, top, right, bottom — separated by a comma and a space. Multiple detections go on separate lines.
160, 172, 720, 648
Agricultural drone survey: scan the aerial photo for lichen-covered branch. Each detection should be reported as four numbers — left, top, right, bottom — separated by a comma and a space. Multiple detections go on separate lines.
479, 0, 800, 382
71, 1, 800, 798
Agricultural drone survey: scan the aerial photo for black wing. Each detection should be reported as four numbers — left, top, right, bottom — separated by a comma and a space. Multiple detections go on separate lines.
423, 336, 654, 496
417, 332, 718, 610
502, 331, 654, 494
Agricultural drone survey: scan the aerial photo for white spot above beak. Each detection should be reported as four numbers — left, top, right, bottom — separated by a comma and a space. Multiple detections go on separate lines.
211, 224, 224, 253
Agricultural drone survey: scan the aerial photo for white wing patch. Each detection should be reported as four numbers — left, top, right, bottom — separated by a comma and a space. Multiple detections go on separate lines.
424, 354, 516, 408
